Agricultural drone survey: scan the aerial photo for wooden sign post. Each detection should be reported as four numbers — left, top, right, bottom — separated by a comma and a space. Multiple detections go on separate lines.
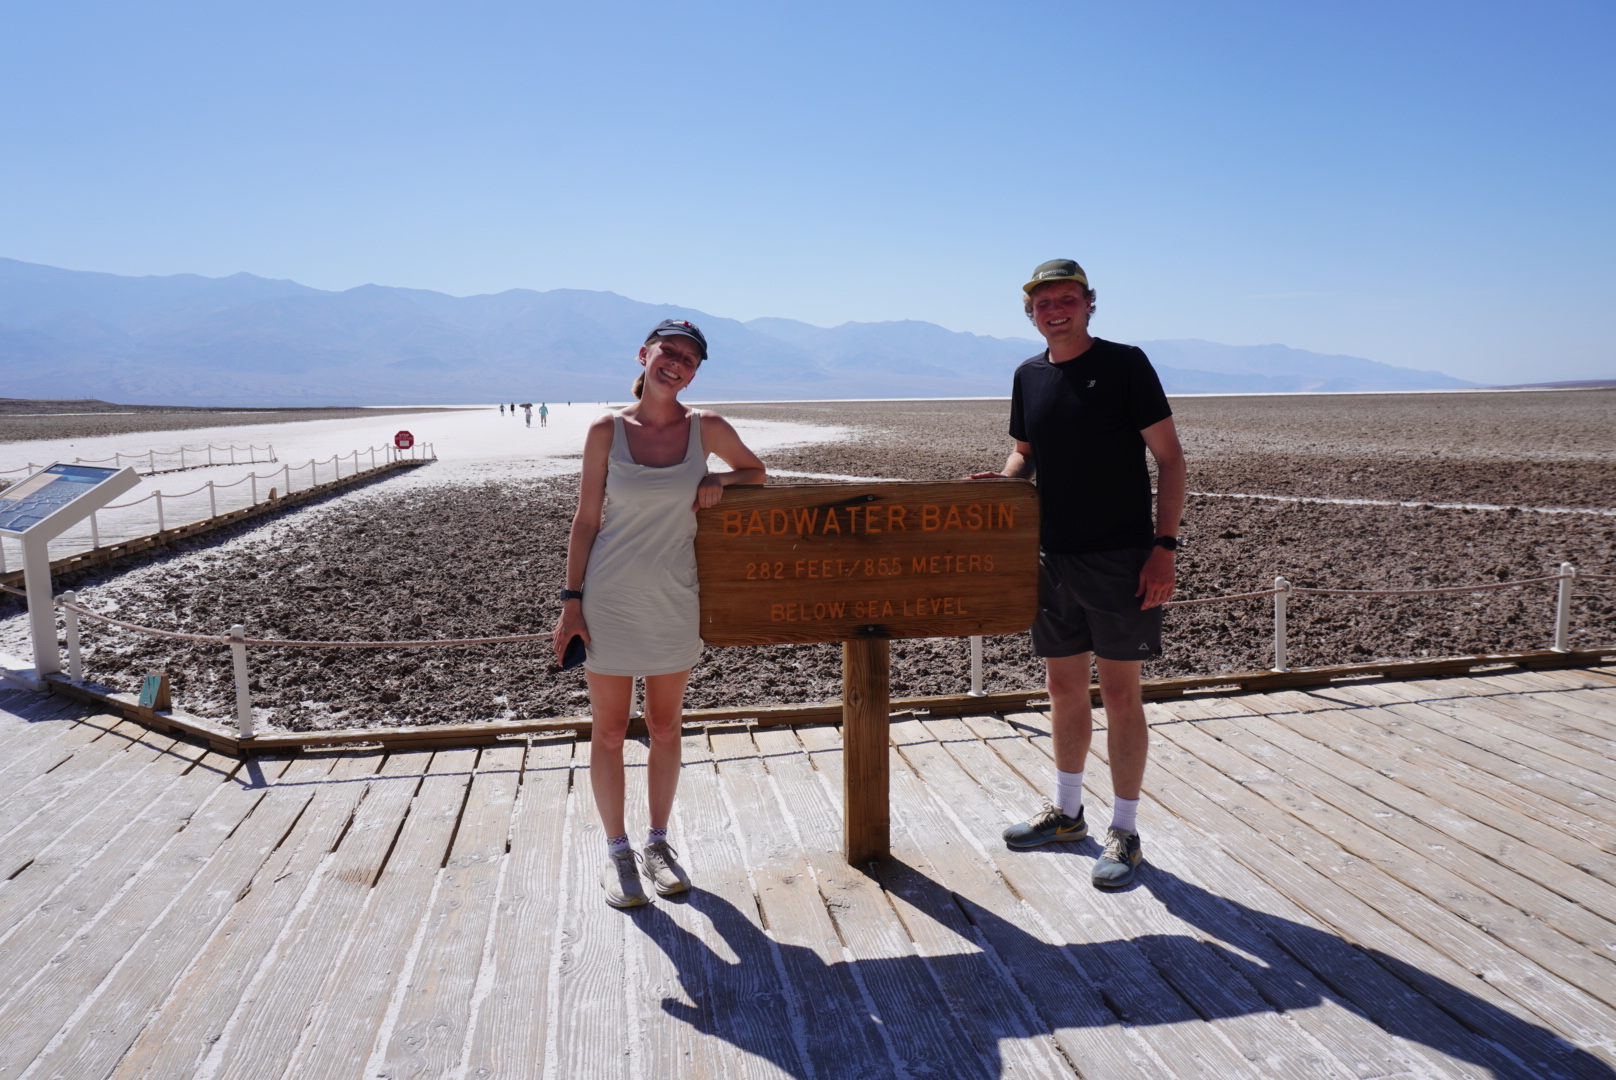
696, 479, 1040, 864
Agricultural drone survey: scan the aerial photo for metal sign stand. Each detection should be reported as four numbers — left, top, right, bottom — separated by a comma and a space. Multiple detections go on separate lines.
0, 464, 140, 689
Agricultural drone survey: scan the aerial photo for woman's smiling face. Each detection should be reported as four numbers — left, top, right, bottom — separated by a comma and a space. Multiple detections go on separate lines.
639, 335, 703, 393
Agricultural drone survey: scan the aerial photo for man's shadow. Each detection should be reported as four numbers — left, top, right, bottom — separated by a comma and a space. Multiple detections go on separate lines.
631, 861, 1613, 1080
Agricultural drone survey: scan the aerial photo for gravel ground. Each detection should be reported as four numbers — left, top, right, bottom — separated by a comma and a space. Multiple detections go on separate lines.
9, 390, 1615, 731
0, 405, 463, 445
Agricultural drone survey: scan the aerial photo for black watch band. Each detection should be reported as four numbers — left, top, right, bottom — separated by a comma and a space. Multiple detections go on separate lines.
1152, 536, 1180, 552
559, 588, 583, 602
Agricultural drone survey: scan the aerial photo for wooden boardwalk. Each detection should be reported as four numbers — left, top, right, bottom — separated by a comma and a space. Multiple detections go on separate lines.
0, 666, 1614, 1079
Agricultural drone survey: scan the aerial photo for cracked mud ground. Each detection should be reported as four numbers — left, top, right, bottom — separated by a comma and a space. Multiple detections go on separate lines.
20, 390, 1616, 731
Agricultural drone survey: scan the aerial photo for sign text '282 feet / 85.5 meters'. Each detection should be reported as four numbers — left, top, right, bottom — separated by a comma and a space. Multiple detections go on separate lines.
694, 479, 1040, 646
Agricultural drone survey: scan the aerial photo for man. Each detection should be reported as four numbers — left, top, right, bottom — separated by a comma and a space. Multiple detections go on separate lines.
539, 402, 549, 427
973, 259, 1185, 889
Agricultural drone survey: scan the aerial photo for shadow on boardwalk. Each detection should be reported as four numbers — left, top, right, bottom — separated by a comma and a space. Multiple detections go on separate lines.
634, 861, 1612, 1080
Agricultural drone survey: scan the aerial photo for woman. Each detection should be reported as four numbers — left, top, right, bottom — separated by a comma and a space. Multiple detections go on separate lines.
553, 319, 766, 909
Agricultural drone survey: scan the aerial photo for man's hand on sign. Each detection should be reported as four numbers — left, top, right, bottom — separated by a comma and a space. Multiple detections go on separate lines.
967, 470, 1007, 479
1136, 546, 1176, 610
693, 473, 727, 512
552, 601, 590, 663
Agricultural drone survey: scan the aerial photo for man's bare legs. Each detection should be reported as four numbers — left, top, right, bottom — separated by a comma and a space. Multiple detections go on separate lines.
586, 669, 691, 838
1045, 653, 1148, 800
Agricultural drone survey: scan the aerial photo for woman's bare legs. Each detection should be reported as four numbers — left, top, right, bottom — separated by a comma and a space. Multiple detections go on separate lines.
586, 669, 691, 837
643, 670, 692, 830
586, 672, 633, 838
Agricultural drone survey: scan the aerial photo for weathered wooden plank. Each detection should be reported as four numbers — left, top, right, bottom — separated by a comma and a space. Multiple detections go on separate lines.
1248, 699, 1616, 902
23, 754, 336, 1080
1329, 689, 1616, 828
0, 752, 291, 1079
1425, 693, 1616, 776
896, 717, 1269, 1080
918, 713, 1341, 1080
751, 724, 999, 1079
655, 727, 804, 1080
0, 711, 162, 847
961, 711, 1479, 1080
613, 733, 735, 1080
289, 747, 480, 1079
550, 738, 631, 1080
1467, 688, 1616, 745
1173, 708, 1616, 1007
1076, 713, 1615, 1076
463, 736, 578, 1077
0, 692, 86, 759
709, 727, 893, 1079
0, 710, 135, 820
0, 746, 246, 1010
0, 731, 208, 942
108, 751, 384, 1079
1143, 719, 1616, 1065
796, 721, 1088, 1080
376, 743, 523, 1079
205, 750, 433, 1080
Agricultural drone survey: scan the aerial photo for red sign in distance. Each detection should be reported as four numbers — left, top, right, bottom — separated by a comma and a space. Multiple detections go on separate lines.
394, 431, 415, 450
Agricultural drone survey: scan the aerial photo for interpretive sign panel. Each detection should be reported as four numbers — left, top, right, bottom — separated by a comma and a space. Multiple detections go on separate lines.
695, 479, 1040, 646
0, 464, 130, 538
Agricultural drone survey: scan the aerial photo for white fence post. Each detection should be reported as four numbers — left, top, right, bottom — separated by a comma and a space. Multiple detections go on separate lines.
62, 590, 82, 682
1272, 576, 1291, 672
969, 635, 985, 696
269, 443, 275, 463
148, 451, 156, 471
207, 445, 214, 466
208, 481, 217, 518
231, 623, 254, 737
180, 448, 186, 470
1553, 562, 1575, 652
250, 473, 258, 505
156, 492, 165, 533
90, 510, 100, 549
282, 463, 290, 494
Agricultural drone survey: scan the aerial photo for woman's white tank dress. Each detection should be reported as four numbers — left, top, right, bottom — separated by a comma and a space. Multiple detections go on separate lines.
581, 410, 707, 677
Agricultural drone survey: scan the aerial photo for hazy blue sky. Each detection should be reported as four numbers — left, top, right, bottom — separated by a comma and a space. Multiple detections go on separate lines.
2, 2, 1611, 383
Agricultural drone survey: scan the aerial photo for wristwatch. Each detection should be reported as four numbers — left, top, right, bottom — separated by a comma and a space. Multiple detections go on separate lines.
1152, 536, 1180, 552
558, 588, 584, 602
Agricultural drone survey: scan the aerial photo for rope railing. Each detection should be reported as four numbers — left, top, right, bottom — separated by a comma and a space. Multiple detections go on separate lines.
11, 564, 1605, 736
0, 444, 435, 566
0, 443, 280, 478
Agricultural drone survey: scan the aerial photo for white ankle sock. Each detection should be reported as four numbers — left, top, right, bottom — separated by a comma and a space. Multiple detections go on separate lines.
1054, 770, 1084, 818
1110, 797, 1140, 834
646, 827, 668, 846
607, 833, 631, 854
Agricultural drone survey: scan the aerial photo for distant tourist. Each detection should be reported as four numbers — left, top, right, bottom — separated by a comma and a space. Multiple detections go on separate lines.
553, 318, 767, 908
539, 402, 549, 427
499, 403, 505, 415
972, 259, 1186, 889
522, 403, 532, 426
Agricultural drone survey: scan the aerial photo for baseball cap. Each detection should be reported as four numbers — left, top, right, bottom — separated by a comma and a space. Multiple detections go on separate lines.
1022, 259, 1089, 294
649, 318, 708, 359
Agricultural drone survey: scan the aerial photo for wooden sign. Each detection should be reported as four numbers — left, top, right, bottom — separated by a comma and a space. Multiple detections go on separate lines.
696, 480, 1040, 647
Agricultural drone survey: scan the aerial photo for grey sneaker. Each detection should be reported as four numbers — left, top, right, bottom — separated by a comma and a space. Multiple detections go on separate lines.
602, 848, 649, 908
1092, 827, 1142, 889
642, 840, 691, 896
1002, 802, 1088, 849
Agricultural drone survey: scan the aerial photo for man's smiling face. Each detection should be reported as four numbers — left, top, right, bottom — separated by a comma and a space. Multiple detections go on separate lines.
1029, 281, 1093, 350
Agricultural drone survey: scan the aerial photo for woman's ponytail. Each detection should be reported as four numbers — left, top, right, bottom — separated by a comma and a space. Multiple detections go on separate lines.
632, 372, 645, 399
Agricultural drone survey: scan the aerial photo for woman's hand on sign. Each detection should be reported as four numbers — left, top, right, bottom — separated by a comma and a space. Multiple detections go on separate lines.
692, 473, 727, 512
552, 601, 590, 663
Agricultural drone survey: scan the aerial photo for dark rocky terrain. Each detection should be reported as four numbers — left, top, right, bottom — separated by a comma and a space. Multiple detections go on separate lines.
18, 389, 1616, 731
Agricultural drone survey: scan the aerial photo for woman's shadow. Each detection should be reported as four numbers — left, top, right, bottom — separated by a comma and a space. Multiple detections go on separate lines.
633, 861, 1614, 1080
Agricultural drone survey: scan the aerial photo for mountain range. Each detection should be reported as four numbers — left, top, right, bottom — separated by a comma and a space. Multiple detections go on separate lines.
0, 258, 1476, 404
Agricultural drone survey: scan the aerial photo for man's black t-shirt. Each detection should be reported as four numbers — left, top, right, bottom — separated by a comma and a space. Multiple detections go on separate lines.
1008, 338, 1172, 553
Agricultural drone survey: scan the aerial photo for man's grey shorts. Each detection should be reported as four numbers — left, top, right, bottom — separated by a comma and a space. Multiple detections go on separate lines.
1031, 548, 1163, 661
